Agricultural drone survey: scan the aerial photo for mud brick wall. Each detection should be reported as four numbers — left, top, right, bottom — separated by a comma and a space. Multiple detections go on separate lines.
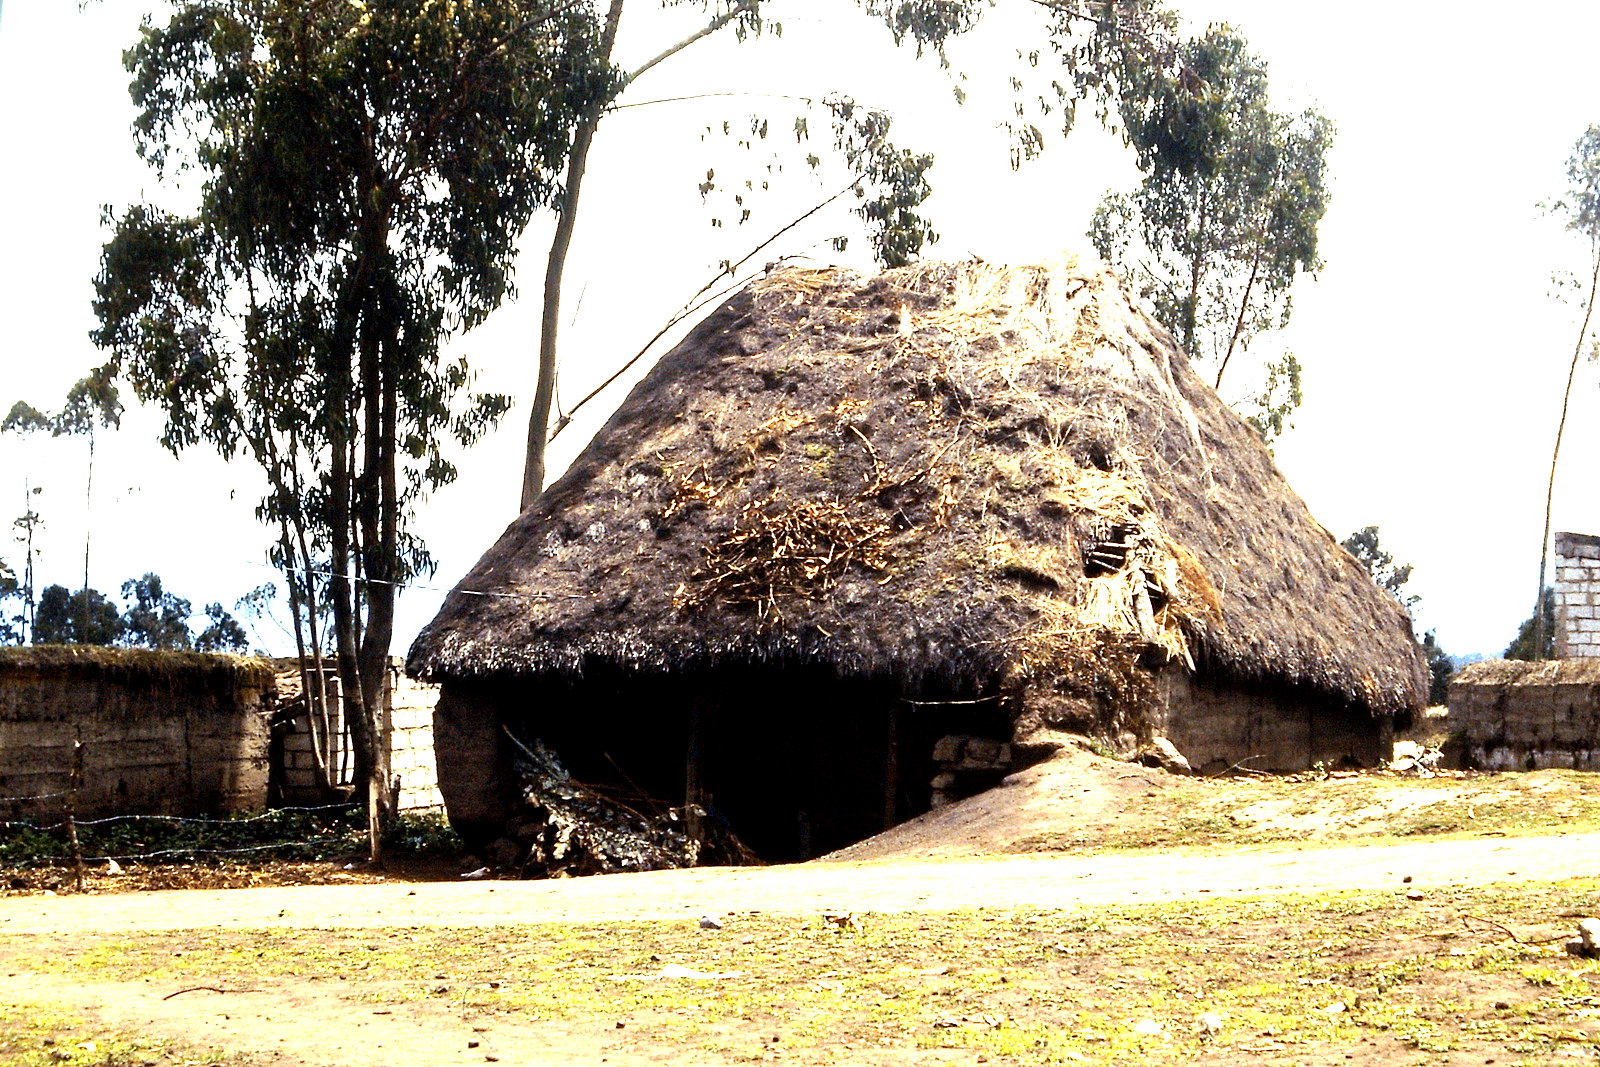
1449, 659, 1600, 771
1157, 671, 1387, 774
1555, 531, 1600, 659
0, 652, 272, 819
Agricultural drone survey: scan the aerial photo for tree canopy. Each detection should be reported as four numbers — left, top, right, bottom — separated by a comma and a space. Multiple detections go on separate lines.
517, 0, 1187, 505
1506, 588, 1556, 662
1341, 526, 1453, 704
25, 574, 249, 652
120, 573, 195, 651
91, 0, 614, 833
1340, 526, 1417, 613
33, 585, 123, 646
1089, 22, 1330, 439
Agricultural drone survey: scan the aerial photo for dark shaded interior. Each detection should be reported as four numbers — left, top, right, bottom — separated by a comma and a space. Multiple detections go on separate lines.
501, 666, 1011, 862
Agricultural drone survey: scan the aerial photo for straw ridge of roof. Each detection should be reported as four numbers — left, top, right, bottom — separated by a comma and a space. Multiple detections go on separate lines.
409, 257, 1425, 715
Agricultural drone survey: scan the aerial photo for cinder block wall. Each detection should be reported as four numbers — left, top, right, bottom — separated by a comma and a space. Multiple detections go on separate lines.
0, 649, 273, 819
388, 669, 443, 812
1555, 531, 1600, 658
1449, 659, 1600, 770
273, 660, 442, 813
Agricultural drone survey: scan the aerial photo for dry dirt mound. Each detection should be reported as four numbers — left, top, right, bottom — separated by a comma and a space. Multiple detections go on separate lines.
824, 736, 1600, 862
825, 739, 1174, 862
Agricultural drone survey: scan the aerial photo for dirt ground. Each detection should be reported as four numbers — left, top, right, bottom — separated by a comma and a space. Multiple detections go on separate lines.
5, 747, 1600, 1066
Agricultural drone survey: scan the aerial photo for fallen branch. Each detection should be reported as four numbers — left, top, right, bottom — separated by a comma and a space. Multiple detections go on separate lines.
1459, 914, 1567, 945
1225, 756, 1270, 777
163, 985, 262, 1001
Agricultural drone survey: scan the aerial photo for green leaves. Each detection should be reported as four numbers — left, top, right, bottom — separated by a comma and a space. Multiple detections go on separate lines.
827, 97, 938, 268
1341, 526, 1417, 612
1556, 126, 1600, 240
119, 573, 195, 651
1088, 23, 1330, 437
92, 0, 617, 734
4, 375, 123, 442
97, 0, 613, 506
1243, 352, 1303, 446
857, 0, 987, 65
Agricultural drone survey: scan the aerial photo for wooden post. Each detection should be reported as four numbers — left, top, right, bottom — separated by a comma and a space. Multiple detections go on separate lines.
684, 697, 707, 850
882, 702, 900, 832
66, 740, 85, 893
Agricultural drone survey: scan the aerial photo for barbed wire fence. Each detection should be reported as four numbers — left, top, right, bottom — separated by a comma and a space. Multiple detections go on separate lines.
0, 741, 373, 891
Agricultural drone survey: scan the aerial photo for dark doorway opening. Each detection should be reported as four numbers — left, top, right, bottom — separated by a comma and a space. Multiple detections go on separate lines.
506, 667, 1011, 862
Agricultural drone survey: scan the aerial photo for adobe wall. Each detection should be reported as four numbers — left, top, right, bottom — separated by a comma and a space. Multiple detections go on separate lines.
0, 651, 273, 819
1555, 532, 1600, 658
1448, 658, 1600, 771
432, 679, 523, 844
1157, 671, 1388, 773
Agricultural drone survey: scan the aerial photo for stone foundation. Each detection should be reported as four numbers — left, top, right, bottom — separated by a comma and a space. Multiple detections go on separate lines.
929, 735, 1012, 808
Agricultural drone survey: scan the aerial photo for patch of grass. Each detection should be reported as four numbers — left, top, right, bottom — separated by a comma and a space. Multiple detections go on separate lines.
7, 880, 1600, 1064
1015, 768, 1600, 856
0, 1002, 251, 1066
1, 809, 462, 893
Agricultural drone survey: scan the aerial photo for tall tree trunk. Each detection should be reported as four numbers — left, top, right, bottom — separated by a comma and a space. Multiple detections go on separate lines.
520, 0, 627, 511
345, 250, 394, 864
327, 247, 371, 855
356, 260, 402, 850
80, 431, 94, 642
294, 517, 334, 785
1184, 187, 1208, 358
278, 519, 331, 791
1215, 213, 1269, 389
1535, 250, 1600, 658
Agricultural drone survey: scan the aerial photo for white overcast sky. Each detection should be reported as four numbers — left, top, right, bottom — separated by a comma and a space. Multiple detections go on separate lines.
1, 0, 1596, 658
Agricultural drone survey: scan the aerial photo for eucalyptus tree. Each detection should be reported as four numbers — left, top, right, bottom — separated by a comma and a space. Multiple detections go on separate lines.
194, 602, 250, 653
119, 573, 195, 651
1533, 126, 1600, 658
1340, 526, 1417, 613
518, 0, 1185, 507
90, 0, 611, 850
33, 584, 122, 646
1088, 23, 1331, 439
5, 376, 123, 642
0, 559, 17, 645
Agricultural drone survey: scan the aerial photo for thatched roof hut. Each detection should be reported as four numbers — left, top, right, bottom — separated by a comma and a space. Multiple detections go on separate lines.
410, 256, 1425, 861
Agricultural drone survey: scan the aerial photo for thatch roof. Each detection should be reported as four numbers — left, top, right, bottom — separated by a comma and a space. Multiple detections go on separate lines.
409, 257, 1425, 716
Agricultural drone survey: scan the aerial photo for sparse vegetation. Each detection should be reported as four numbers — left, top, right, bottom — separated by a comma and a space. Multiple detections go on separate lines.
0, 810, 460, 891
0, 1003, 250, 1066
6, 881, 1600, 1065
1011, 767, 1600, 854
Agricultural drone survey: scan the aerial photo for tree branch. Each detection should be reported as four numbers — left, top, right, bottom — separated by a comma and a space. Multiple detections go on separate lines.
627, 0, 757, 85
611, 91, 814, 112
551, 182, 858, 440
1535, 242, 1600, 657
